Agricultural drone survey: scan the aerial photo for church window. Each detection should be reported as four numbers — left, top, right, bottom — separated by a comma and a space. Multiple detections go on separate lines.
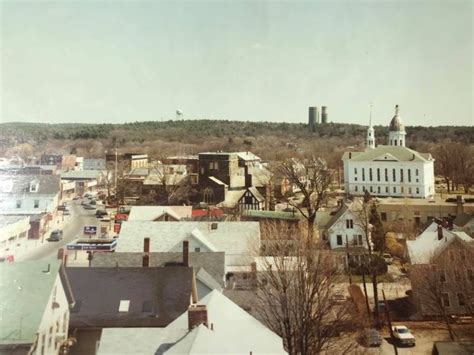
394, 140, 397, 146
385, 168, 388, 181
369, 168, 373, 181
416, 187, 419, 194
392, 169, 396, 181
336, 235, 343, 246
385, 186, 389, 193
409, 187, 412, 194
399, 139, 402, 146
354, 186, 358, 192
362, 168, 365, 181
400, 169, 404, 182
408, 169, 411, 182
354, 168, 357, 175
401, 187, 404, 194
377, 186, 381, 194
415, 169, 419, 176
393, 186, 397, 193
370, 186, 373, 193
377, 168, 380, 181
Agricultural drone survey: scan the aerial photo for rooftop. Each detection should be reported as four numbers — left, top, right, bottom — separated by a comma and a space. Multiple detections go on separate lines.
60, 170, 103, 180
0, 261, 62, 345
128, 206, 193, 221
0, 174, 60, 195
342, 145, 432, 162
66, 266, 193, 328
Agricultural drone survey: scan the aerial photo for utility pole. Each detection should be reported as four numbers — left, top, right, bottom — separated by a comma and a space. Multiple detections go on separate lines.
382, 289, 398, 355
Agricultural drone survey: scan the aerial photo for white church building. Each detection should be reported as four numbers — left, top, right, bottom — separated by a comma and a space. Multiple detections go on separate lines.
342, 105, 435, 198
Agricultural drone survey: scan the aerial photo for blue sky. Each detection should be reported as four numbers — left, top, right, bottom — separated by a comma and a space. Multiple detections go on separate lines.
1, 0, 472, 126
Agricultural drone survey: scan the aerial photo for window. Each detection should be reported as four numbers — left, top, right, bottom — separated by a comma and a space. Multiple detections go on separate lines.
416, 169, 419, 176
392, 169, 396, 182
354, 168, 357, 175
34, 199, 39, 208
354, 186, 358, 192
381, 212, 387, 221
457, 293, 466, 306
377, 186, 381, 194
370, 186, 373, 193
244, 196, 253, 204
336, 235, 343, 246
454, 269, 461, 281
408, 169, 411, 182
441, 293, 450, 307
119, 300, 130, 312
48, 326, 53, 347
41, 334, 45, 355
362, 168, 365, 181
369, 168, 373, 181
440, 270, 446, 283
384, 168, 388, 182
63, 312, 68, 333
385, 186, 389, 193
16, 200, 21, 208
401, 187, 404, 194
194, 247, 201, 252
400, 169, 404, 182
346, 219, 353, 229
394, 140, 397, 146
357, 234, 363, 245
416, 187, 420, 194
354, 176, 358, 181
393, 186, 396, 193
377, 168, 380, 181
408, 187, 412, 194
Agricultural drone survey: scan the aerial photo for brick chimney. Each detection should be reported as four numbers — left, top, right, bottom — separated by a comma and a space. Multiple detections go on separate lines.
183, 240, 189, 267
144, 237, 150, 253
188, 304, 208, 330
437, 224, 443, 241
142, 254, 150, 267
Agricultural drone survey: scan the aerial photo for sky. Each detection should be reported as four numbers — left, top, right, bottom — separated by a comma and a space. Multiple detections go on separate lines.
0, 0, 473, 126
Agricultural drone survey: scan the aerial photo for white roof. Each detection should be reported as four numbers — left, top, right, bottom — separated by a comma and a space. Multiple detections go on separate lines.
407, 221, 472, 264
236, 151, 261, 161
128, 206, 193, 221
116, 222, 260, 266
98, 290, 287, 355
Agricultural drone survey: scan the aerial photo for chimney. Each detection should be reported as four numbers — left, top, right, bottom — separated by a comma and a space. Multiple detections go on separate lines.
349, 152, 352, 159
43, 263, 51, 273
142, 254, 150, 267
245, 165, 252, 188
456, 195, 464, 215
144, 237, 150, 253
250, 261, 258, 289
183, 240, 189, 267
188, 304, 208, 330
437, 224, 443, 241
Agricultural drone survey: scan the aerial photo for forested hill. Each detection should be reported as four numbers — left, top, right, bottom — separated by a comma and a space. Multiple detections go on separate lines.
1, 120, 473, 145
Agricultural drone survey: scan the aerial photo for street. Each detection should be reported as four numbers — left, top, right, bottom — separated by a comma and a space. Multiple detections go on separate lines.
17, 200, 99, 261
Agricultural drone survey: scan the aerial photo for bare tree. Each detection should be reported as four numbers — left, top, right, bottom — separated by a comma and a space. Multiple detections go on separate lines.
143, 161, 195, 205
255, 222, 354, 355
277, 157, 332, 239
410, 243, 474, 341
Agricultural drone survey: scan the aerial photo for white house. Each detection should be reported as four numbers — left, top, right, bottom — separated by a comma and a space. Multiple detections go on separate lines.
342, 105, 435, 198
0, 175, 61, 215
0, 215, 30, 259
116, 221, 260, 268
0, 261, 73, 354
97, 290, 287, 355
128, 206, 193, 221
406, 221, 472, 264
324, 202, 369, 250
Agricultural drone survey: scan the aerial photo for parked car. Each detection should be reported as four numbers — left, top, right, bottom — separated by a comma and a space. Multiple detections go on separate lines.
383, 253, 393, 265
361, 328, 382, 347
95, 210, 108, 218
0, 254, 15, 263
47, 230, 63, 242
83, 204, 96, 210
392, 325, 416, 346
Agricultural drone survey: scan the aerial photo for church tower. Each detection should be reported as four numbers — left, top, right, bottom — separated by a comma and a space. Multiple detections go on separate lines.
388, 104, 406, 147
366, 106, 375, 149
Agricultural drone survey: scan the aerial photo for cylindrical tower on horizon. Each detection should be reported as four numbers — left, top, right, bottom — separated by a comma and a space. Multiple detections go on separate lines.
321, 106, 328, 123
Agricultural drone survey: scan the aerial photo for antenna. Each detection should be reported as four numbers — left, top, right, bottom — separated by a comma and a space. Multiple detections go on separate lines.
369, 103, 373, 127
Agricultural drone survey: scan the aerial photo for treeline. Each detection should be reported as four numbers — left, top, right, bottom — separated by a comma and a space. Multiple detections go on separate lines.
1, 120, 473, 145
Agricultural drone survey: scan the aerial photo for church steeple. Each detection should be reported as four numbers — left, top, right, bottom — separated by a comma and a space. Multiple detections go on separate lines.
366, 104, 375, 149
389, 104, 406, 147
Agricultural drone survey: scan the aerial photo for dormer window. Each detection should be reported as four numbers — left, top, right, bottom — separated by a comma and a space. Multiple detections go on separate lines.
29, 179, 39, 193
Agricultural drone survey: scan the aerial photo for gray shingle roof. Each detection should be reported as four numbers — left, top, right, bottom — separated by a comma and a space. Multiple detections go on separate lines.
60, 170, 102, 180
91, 252, 225, 287
66, 266, 193, 328
342, 145, 433, 162
128, 206, 192, 221
0, 174, 60, 196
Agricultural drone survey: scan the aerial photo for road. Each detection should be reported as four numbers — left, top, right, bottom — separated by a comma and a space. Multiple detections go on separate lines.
18, 200, 99, 261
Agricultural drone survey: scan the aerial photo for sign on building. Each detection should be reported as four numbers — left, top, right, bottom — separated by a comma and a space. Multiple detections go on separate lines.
83, 225, 97, 236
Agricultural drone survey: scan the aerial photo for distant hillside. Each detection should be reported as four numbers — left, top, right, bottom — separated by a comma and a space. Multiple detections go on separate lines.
1, 120, 473, 145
